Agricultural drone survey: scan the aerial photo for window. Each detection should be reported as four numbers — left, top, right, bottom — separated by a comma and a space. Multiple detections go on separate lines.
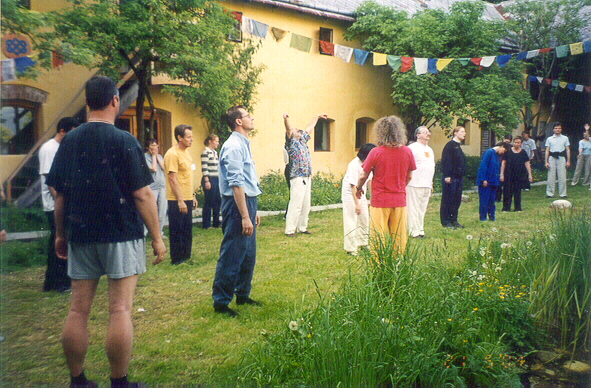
314, 118, 332, 151
319, 27, 333, 55
228, 11, 243, 42
0, 101, 38, 155
355, 118, 374, 149
115, 107, 171, 148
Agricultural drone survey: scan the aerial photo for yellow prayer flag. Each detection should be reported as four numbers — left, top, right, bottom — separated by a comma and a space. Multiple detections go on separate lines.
436, 58, 454, 71
569, 42, 584, 55
373, 52, 387, 66
559, 82, 568, 88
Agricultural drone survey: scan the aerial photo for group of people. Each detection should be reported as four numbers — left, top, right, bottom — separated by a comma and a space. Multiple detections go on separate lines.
35, 74, 590, 388
40, 76, 262, 387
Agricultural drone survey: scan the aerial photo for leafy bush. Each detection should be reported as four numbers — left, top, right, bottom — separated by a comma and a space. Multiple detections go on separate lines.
433, 155, 481, 193
257, 170, 342, 211
0, 203, 47, 233
0, 239, 47, 273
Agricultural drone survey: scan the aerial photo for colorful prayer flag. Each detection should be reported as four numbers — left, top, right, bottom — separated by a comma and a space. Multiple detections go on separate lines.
566, 83, 576, 90
414, 58, 428, 75
387, 55, 401, 71
1, 59, 16, 82
480, 56, 495, 67
436, 58, 453, 71
335, 45, 354, 62
584, 41, 591, 53
373, 52, 387, 66
250, 19, 268, 38
319, 41, 334, 56
428, 58, 438, 74
552, 80, 560, 87
545, 78, 552, 85
575, 85, 584, 92
14, 56, 35, 73
353, 49, 369, 65
569, 42, 583, 55
457, 58, 471, 66
496, 54, 511, 67
271, 27, 287, 42
536, 77, 543, 83
529, 75, 538, 83
526, 50, 539, 59
290, 34, 312, 52
516, 52, 527, 61
470, 58, 482, 66
559, 82, 568, 88
585, 86, 591, 93
52, 51, 64, 68
555, 45, 569, 58
539, 48, 551, 54
401, 56, 414, 72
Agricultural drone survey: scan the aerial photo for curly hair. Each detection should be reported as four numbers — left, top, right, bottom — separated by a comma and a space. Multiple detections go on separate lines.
375, 115, 407, 147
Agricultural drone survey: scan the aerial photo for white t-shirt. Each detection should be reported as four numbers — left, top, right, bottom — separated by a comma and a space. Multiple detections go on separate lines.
407, 141, 435, 188
522, 138, 536, 159
545, 134, 570, 152
341, 157, 371, 202
39, 138, 60, 211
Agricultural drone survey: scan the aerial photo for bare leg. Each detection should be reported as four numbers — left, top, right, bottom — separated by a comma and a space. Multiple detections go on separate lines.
62, 279, 100, 377
105, 275, 138, 378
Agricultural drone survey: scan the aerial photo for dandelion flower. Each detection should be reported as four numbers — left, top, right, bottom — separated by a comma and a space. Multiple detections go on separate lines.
500, 259, 506, 264
473, 308, 479, 311
482, 263, 488, 269
501, 243, 508, 249
526, 241, 533, 246
479, 250, 486, 257
289, 320, 299, 331
466, 235, 473, 240
492, 227, 498, 232
495, 267, 502, 272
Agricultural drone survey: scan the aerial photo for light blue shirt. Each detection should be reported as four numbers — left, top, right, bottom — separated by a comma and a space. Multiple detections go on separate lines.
219, 131, 262, 197
580, 139, 591, 156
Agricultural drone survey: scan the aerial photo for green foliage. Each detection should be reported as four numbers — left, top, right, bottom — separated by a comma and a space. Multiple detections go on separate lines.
0, 0, 263, 143
257, 170, 342, 211
0, 239, 47, 273
433, 155, 481, 191
346, 1, 531, 136
0, 203, 46, 233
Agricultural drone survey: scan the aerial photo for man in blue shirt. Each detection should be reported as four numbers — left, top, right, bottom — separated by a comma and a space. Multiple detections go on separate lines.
212, 105, 263, 317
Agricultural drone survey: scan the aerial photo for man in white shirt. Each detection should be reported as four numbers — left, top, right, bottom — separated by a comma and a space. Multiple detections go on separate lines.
39, 116, 78, 292
545, 123, 571, 198
407, 126, 435, 238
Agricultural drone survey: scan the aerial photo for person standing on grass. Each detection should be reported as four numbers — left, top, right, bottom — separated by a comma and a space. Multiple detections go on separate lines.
477, 142, 509, 221
47, 76, 166, 388
571, 124, 591, 187
406, 126, 435, 239
356, 115, 416, 254
501, 137, 533, 212
201, 134, 221, 229
144, 139, 167, 237
342, 143, 376, 255
39, 116, 79, 293
521, 131, 536, 190
164, 124, 197, 265
212, 105, 262, 317
440, 126, 467, 229
283, 112, 328, 237
545, 123, 570, 198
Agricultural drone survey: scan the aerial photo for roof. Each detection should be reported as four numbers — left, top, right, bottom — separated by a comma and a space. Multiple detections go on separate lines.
251, 0, 506, 21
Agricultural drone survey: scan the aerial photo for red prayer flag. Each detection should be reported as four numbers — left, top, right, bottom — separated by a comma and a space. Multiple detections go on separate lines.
471, 58, 482, 66
231, 11, 242, 22
319, 41, 334, 56
52, 51, 64, 68
539, 48, 551, 54
545, 78, 552, 84
401, 56, 414, 72
585, 86, 591, 93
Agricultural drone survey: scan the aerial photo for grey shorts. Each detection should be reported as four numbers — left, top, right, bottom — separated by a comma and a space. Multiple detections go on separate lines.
68, 239, 146, 280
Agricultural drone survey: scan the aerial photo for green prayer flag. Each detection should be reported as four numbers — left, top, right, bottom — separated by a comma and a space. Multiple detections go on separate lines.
555, 45, 569, 58
290, 34, 312, 52
457, 58, 471, 66
387, 55, 401, 71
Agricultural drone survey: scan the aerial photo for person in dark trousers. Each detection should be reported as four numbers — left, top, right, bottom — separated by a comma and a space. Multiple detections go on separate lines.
440, 126, 467, 229
47, 75, 166, 388
477, 142, 509, 221
200, 134, 221, 229
39, 116, 79, 292
501, 136, 533, 212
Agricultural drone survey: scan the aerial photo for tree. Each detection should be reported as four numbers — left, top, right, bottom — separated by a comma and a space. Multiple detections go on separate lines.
502, 0, 591, 136
1, 0, 263, 143
345, 1, 531, 137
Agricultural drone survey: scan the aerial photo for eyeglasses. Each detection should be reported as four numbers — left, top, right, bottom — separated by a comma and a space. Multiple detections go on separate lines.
241, 114, 251, 119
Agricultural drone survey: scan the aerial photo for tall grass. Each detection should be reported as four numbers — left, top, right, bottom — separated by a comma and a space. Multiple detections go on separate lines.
525, 209, 591, 354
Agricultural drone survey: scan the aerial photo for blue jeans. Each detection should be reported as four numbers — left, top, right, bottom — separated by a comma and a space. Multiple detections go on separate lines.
478, 185, 497, 221
212, 196, 258, 307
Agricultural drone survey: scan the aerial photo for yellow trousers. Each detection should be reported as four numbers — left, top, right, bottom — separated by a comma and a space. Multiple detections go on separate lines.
370, 206, 408, 254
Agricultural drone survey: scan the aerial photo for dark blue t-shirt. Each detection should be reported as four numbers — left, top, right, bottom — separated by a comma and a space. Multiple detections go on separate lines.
46, 122, 153, 243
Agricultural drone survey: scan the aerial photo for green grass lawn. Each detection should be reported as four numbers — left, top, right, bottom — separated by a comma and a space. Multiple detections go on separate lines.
1, 183, 590, 387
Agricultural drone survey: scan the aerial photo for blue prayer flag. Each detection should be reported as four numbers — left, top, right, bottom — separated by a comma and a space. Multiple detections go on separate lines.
427, 58, 438, 74
354, 49, 369, 65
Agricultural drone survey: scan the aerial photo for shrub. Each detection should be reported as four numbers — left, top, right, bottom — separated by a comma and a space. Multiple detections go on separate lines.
0, 239, 47, 273
0, 203, 47, 233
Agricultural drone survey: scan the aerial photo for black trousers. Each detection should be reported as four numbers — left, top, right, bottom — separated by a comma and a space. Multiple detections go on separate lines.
440, 177, 463, 226
202, 176, 221, 229
502, 179, 522, 211
168, 200, 193, 264
43, 211, 70, 292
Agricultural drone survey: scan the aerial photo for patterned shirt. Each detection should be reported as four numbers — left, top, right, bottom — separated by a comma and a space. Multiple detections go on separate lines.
201, 147, 219, 178
286, 130, 312, 178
